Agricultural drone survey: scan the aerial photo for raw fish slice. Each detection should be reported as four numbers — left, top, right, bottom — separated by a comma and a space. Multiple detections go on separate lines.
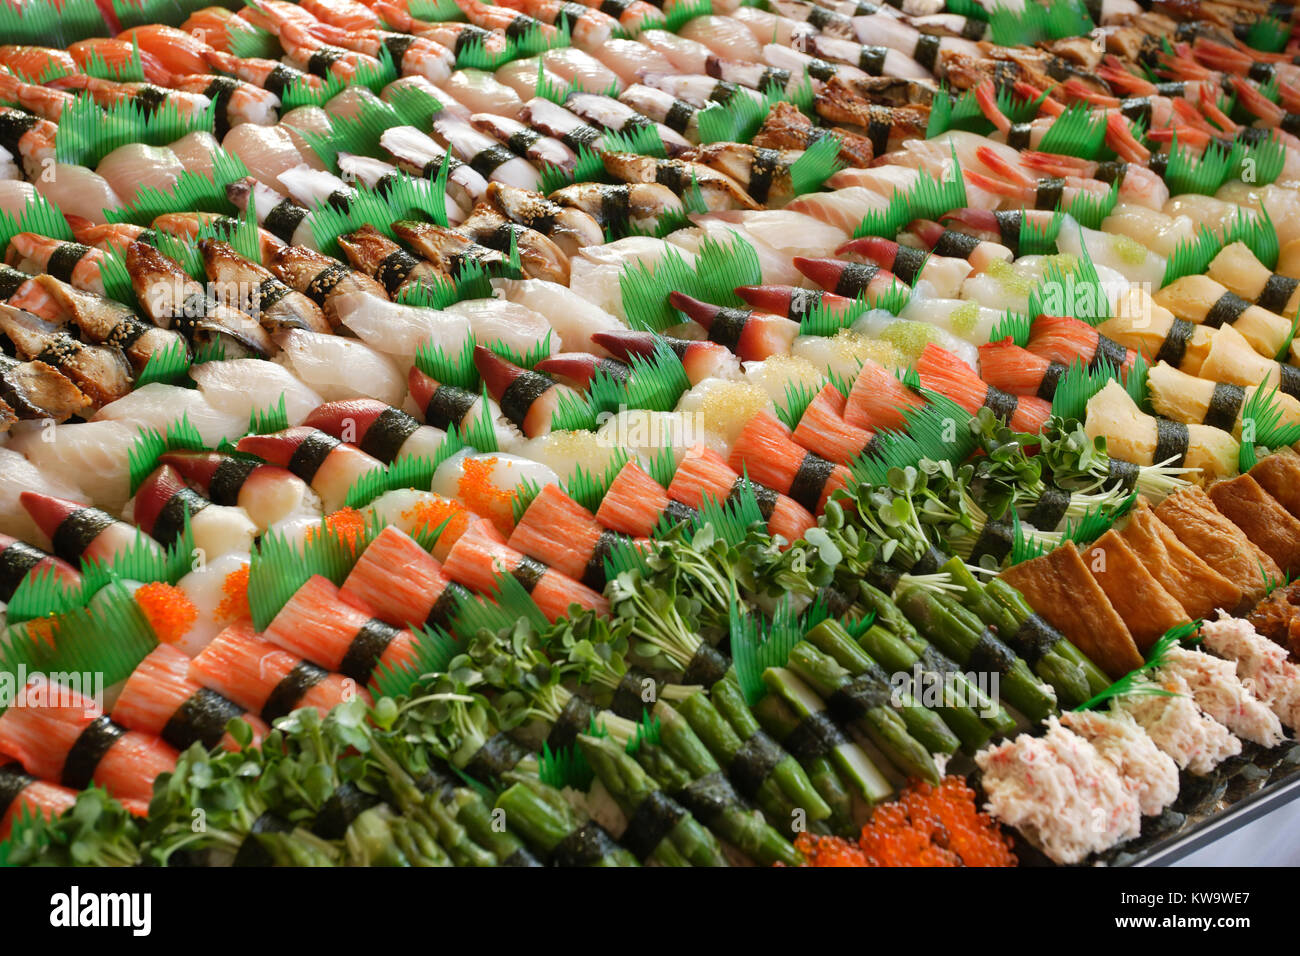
445, 298, 557, 360
273, 329, 406, 406
678, 15, 763, 61
440, 68, 524, 118
34, 165, 122, 225
785, 187, 889, 233
331, 291, 473, 369
493, 278, 625, 354
569, 236, 696, 321
1054, 214, 1165, 287
701, 210, 849, 263
168, 132, 224, 179
496, 56, 567, 100
221, 123, 310, 187
95, 144, 184, 207
189, 358, 324, 425
6, 420, 135, 515
591, 37, 675, 84
0, 447, 87, 546
0, 180, 36, 218
93, 384, 248, 447
541, 47, 623, 93
383, 75, 471, 120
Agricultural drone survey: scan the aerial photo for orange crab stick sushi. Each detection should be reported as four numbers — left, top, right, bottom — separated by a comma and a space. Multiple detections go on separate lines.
728, 411, 851, 514
0, 761, 77, 838
668, 291, 798, 361
978, 339, 1070, 399
843, 359, 927, 432
792, 384, 877, 466
669, 445, 815, 544
1026, 315, 1137, 374
595, 459, 697, 538
916, 343, 1050, 433
160, 449, 318, 532
263, 575, 420, 687
112, 644, 269, 752
340, 525, 472, 631
21, 492, 163, 567
0, 683, 177, 806
237, 426, 385, 513
442, 519, 610, 621
188, 619, 371, 723
508, 483, 642, 590
302, 398, 447, 464
0, 532, 81, 603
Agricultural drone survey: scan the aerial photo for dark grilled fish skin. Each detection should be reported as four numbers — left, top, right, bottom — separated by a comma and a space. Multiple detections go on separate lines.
0, 304, 131, 411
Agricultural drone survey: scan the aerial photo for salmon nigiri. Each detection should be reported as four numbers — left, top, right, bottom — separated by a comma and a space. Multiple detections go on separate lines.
917, 343, 1050, 433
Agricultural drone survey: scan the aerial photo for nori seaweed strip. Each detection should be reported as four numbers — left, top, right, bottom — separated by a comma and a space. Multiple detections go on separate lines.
422, 383, 479, 430
825, 672, 892, 725
611, 666, 655, 719
663, 98, 696, 134
600, 0, 633, 14
303, 263, 351, 305
1008, 614, 1062, 666
1280, 364, 1300, 400
338, 618, 401, 684
891, 244, 927, 285
913, 33, 941, 72
546, 694, 597, 752
160, 687, 246, 751
498, 371, 554, 428
867, 562, 901, 592
582, 529, 627, 591
1147, 152, 1169, 178
993, 210, 1021, 255
208, 456, 260, 505
232, 812, 293, 866
307, 47, 346, 77
1153, 417, 1190, 467
673, 770, 739, 829
1037, 360, 1068, 400
1007, 123, 1032, 151
1105, 457, 1140, 493
1090, 334, 1129, 372
261, 661, 329, 722
781, 711, 848, 762
747, 148, 780, 205
0, 539, 44, 602
383, 34, 417, 64
132, 85, 168, 116
967, 515, 1014, 564
701, 305, 750, 351
373, 249, 420, 298
1154, 317, 1194, 367
909, 545, 947, 576
866, 118, 891, 159
816, 584, 854, 618
966, 630, 1018, 676
1258, 274, 1299, 315
151, 486, 209, 547
728, 730, 786, 800
287, 431, 340, 483
1026, 485, 1070, 532
358, 407, 420, 463
52, 508, 116, 563
961, 18, 986, 39
707, 81, 743, 106
619, 790, 687, 861
1203, 382, 1245, 432
1034, 177, 1065, 211
1094, 160, 1128, 186
1120, 96, 1153, 126
653, 162, 688, 194
787, 453, 835, 512
263, 65, 299, 98
502, 847, 543, 867
506, 126, 539, 156
549, 820, 621, 866
931, 229, 980, 259
833, 261, 880, 298
1203, 291, 1251, 329
46, 243, 91, 284
0, 111, 38, 159
758, 68, 791, 94
453, 25, 491, 56
597, 184, 630, 234
505, 14, 537, 41
1282, 114, 1300, 137
202, 77, 236, 137
660, 499, 697, 527
61, 717, 126, 790
806, 4, 845, 31
466, 732, 528, 779
0, 265, 28, 299
468, 144, 518, 179
803, 57, 838, 82
0, 763, 35, 819
311, 781, 381, 839
682, 642, 729, 686
426, 581, 469, 630
511, 555, 548, 593
982, 385, 1019, 421
263, 199, 307, 243
728, 477, 778, 519
254, 277, 292, 315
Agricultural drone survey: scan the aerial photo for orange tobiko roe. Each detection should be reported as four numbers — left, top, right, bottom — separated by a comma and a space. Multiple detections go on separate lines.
215, 565, 250, 624
457, 457, 517, 538
308, 507, 368, 553
792, 776, 1017, 868
135, 582, 200, 645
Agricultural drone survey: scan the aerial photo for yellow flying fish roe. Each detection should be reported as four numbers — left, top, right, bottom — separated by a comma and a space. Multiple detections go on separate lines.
950, 301, 980, 338
745, 354, 826, 402
697, 380, 770, 437
881, 321, 939, 362
1112, 234, 1148, 265
985, 259, 1032, 298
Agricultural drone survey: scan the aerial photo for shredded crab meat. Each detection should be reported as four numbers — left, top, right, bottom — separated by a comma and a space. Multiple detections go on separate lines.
1117, 673, 1242, 776
1201, 612, 1300, 731
1155, 646, 1284, 748
1060, 708, 1179, 817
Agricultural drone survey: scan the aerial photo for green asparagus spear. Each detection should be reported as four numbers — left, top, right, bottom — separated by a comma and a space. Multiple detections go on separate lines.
451, 789, 542, 866
344, 806, 411, 867
495, 775, 640, 867
577, 733, 730, 867
751, 693, 856, 835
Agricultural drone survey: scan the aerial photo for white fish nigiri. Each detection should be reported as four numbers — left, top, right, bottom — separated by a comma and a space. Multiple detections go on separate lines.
189, 358, 325, 425
0, 180, 37, 218
592, 38, 676, 84
273, 329, 406, 406
222, 123, 310, 186
168, 131, 223, 178
0, 446, 88, 547
445, 298, 557, 361
96, 144, 185, 207
439, 68, 524, 118
92, 383, 248, 447
383, 75, 471, 120
332, 291, 473, 368
5, 420, 135, 514
1054, 214, 1165, 287
541, 47, 623, 94
635, 29, 712, 75
35, 164, 122, 224
493, 278, 625, 355
433, 114, 541, 190
570, 236, 697, 320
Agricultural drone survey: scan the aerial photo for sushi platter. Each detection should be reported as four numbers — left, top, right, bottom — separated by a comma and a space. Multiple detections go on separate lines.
0, 0, 1299, 872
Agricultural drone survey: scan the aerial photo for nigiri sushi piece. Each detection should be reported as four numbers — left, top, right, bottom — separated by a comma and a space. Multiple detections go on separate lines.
93, 385, 246, 449
486, 182, 604, 257
0, 353, 90, 424
0, 306, 131, 411
517, 96, 604, 153
225, 175, 316, 249
635, 30, 711, 74
433, 114, 542, 190
595, 458, 695, 538
189, 358, 324, 426
551, 181, 684, 237
843, 358, 926, 431
0, 683, 177, 806
667, 215, 803, 287
188, 619, 371, 722
669, 291, 799, 361
0, 532, 81, 603
96, 143, 185, 208
1208, 242, 1300, 319
237, 426, 386, 513
1100, 203, 1197, 259
534, 352, 631, 391
742, 353, 826, 406
441, 518, 609, 621
1026, 315, 1138, 373
270, 244, 390, 329
113, 644, 269, 752
729, 411, 852, 513
430, 448, 560, 536
1153, 275, 1293, 361
791, 383, 876, 466
274, 328, 406, 406
129, 465, 259, 558
562, 91, 693, 156
329, 291, 472, 369
221, 122, 314, 188
519, 430, 626, 487
1148, 361, 1300, 437
0, 447, 88, 545
199, 239, 332, 336
1084, 380, 1238, 480
569, 235, 696, 320
734, 285, 857, 323
898, 218, 1013, 272
784, 186, 889, 233
337, 224, 445, 299
669, 444, 815, 544
591, 37, 676, 85
340, 525, 471, 631
160, 450, 321, 533
675, 378, 779, 458
496, 55, 567, 101
440, 68, 524, 118
5, 233, 106, 296
469, 112, 577, 172
591, 328, 741, 384
978, 340, 1070, 400
303, 399, 447, 464
916, 343, 1050, 433
445, 296, 555, 362
448, 203, 570, 285
34, 166, 123, 226
407, 364, 525, 452
893, 294, 1000, 347
8, 421, 135, 514
602, 151, 758, 210
494, 276, 624, 353
792, 257, 911, 304
1054, 215, 1165, 287
508, 483, 637, 590
382, 74, 471, 120
390, 219, 509, 280
541, 46, 623, 92
836, 236, 972, 298
263, 575, 420, 687
0, 763, 77, 839
685, 141, 800, 206
364, 488, 476, 562
1198, 324, 1300, 401
473, 345, 575, 438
